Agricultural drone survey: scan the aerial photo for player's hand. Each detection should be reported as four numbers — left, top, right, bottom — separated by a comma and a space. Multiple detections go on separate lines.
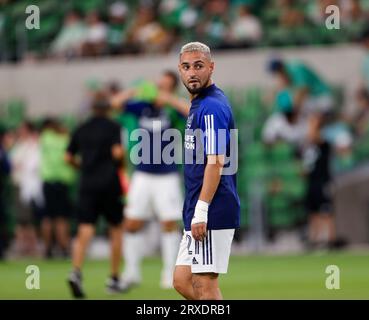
191, 200, 209, 241
191, 222, 207, 241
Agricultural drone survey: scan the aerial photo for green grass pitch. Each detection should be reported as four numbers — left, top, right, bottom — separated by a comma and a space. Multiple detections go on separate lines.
0, 252, 369, 299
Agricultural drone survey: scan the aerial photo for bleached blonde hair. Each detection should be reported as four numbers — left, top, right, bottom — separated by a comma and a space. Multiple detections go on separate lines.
180, 42, 212, 60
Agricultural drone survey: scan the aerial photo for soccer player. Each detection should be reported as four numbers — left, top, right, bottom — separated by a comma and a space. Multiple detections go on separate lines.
109, 71, 188, 290
66, 92, 125, 298
173, 42, 240, 300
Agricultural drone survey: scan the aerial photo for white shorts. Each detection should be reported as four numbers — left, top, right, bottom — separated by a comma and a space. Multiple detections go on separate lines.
175, 229, 235, 274
125, 171, 183, 221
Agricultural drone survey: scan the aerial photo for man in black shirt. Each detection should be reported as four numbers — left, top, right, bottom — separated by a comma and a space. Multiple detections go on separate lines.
65, 92, 125, 298
303, 113, 336, 249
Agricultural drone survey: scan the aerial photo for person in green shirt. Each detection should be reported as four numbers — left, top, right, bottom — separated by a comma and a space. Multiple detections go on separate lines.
267, 58, 333, 117
39, 118, 76, 258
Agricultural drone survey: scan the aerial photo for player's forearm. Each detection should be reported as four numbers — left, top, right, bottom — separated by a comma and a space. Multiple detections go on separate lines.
163, 93, 190, 116
172, 97, 190, 116
198, 156, 223, 204
110, 89, 136, 110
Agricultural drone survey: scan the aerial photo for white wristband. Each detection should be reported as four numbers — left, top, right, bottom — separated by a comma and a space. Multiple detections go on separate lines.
191, 200, 209, 225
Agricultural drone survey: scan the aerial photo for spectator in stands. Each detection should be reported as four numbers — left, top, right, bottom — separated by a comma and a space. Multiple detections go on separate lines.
50, 10, 87, 59
196, 0, 230, 49
0, 127, 11, 259
125, 5, 172, 54
107, 1, 129, 55
228, 4, 263, 47
159, 0, 202, 33
278, 0, 306, 28
341, 0, 367, 25
9, 122, 43, 257
81, 11, 108, 57
267, 57, 334, 118
39, 118, 75, 258
307, 0, 339, 25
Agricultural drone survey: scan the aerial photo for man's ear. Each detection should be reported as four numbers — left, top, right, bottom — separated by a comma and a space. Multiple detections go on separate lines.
209, 61, 215, 75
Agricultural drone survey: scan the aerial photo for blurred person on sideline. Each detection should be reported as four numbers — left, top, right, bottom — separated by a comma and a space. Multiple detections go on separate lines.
0, 127, 11, 259
66, 92, 125, 298
39, 118, 76, 258
110, 70, 189, 290
302, 113, 345, 250
9, 122, 44, 257
267, 57, 334, 118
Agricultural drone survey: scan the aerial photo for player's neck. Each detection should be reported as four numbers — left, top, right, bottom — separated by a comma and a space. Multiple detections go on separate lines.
190, 80, 213, 101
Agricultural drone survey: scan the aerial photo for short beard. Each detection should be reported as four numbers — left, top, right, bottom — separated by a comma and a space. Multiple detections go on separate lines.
184, 76, 211, 95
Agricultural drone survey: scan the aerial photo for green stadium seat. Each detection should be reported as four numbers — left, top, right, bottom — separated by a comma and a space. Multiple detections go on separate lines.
244, 162, 270, 181
267, 195, 296, 228
265, 26, 294, 47
243, 142, 266, 162
9, 0, 29, 20
71, 0, 105, 13
267, 142, 294, 163
273, 160, 301, 179
28, 14, 61, 44
282, 178, 305, 200
38, 0, 60, 15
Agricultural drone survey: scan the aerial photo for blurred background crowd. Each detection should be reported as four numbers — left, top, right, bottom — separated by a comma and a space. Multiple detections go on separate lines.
2, 0, 369, 261
0, 0, 369, 62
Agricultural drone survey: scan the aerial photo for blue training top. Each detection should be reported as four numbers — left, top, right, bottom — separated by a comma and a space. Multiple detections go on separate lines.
182, 84, 240, 231
125, 101, 181, 174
